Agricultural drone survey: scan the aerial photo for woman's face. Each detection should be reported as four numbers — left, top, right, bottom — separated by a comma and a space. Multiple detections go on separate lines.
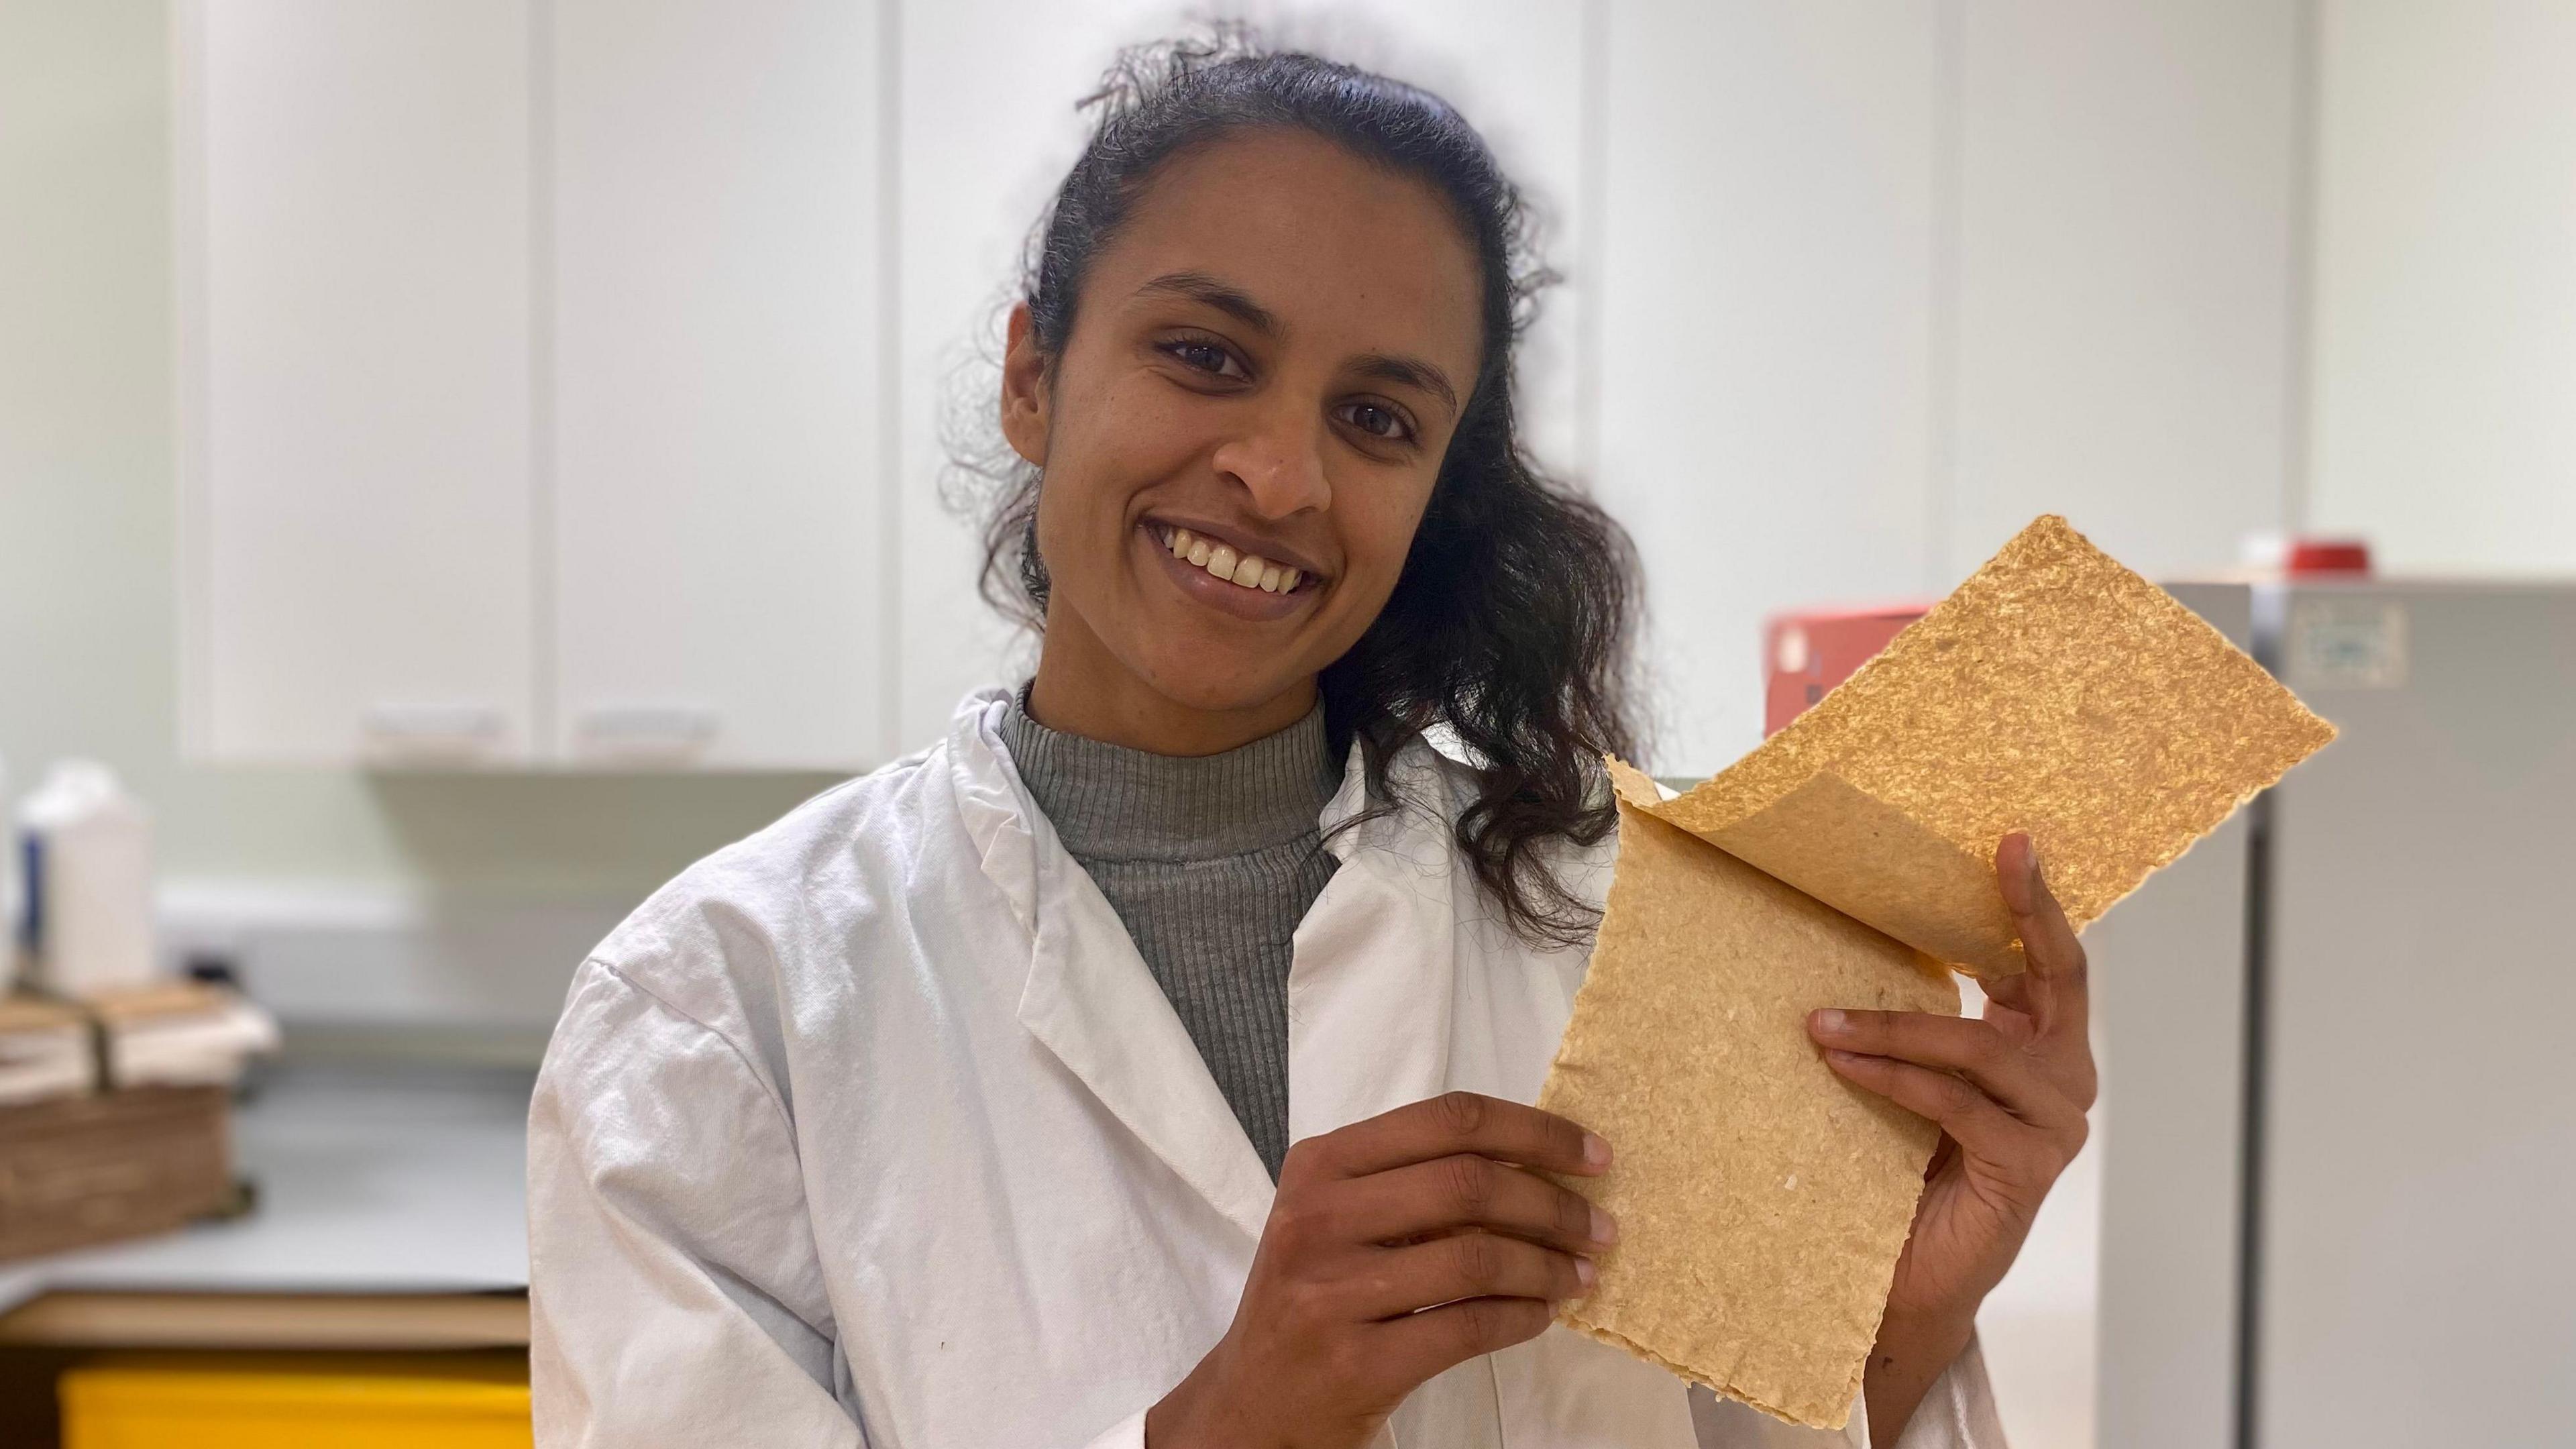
1002, 129, 1485, 749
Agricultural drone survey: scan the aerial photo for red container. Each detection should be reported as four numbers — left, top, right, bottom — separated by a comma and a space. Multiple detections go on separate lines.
1762, 604, 1929, 737
2286, 539, 2371, 577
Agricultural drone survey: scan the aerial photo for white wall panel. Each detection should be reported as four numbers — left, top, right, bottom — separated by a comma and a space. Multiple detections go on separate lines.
1947, 0, 2302, 586
1594, 0, 1941, 775
2308, 1, 2576, 574
551, 0, 890, 769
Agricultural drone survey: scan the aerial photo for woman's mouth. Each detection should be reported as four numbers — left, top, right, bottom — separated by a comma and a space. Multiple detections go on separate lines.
1150, 524, 1311, 596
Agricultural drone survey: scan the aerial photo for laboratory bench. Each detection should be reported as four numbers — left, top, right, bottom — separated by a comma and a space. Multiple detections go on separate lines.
0, 1061, 536, 1444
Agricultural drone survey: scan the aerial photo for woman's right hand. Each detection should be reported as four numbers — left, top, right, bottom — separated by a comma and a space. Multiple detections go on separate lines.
1144, 1091, 1617, 1449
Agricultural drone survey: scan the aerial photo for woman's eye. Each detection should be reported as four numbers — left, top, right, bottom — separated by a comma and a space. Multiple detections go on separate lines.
1337, 401, 1414, 443
1161, 340, 1244, 379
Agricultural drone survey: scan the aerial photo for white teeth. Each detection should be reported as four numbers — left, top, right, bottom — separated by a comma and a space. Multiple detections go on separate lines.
1157, 524, 1309, 594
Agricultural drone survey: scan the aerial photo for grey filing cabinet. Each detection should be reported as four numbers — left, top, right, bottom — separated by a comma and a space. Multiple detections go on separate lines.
2095, 580, 2576, 1449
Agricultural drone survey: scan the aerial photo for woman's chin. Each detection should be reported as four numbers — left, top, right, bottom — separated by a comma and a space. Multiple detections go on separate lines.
1130, 643, 1318, 722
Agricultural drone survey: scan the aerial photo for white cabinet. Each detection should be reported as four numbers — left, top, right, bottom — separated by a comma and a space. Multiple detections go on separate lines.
1592, 1, 1943, 775
1593, 0, 2306, 777
550, 0, 891, 768
1945, 0, 2300, 585
178, 0, 539, 765
181, 1, 2310, 776
892, 0, 1590, 749
2308, 0, 2576, 574
181, 0, 892, 769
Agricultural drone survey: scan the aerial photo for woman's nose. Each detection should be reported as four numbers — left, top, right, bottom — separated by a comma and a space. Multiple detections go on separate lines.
1211, 409, 1331, 518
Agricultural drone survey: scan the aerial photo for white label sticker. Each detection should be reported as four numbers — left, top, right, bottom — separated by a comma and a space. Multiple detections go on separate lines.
2287, 598, 2408, 690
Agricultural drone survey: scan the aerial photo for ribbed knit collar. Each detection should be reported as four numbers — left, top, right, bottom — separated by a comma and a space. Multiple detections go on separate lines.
998, 685, 1342, 863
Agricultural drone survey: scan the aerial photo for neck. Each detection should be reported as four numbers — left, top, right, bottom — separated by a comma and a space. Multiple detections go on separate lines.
1027, 608, 1318, 757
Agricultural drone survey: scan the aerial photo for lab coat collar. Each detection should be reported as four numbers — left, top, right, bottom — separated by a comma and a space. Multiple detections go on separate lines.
950, 689, 1276, 1242
949, 690, 1480, 1244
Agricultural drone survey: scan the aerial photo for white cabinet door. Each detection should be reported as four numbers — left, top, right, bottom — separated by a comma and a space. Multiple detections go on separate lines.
893, 1, 1588, 751
1946, 0, 2300, 586
1592, 0, 1943, 776
551, 0, 892, 769
180, 0, 537, 765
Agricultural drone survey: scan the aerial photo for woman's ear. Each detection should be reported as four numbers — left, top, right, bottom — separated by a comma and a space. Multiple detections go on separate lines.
999, 302, 1050, 468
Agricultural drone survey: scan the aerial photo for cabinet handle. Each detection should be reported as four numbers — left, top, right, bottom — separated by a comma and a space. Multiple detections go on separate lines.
360, 704, 505, 763
574, 706, 718, 765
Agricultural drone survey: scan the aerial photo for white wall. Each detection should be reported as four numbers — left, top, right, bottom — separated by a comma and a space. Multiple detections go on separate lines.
2306, 0, 2576, 573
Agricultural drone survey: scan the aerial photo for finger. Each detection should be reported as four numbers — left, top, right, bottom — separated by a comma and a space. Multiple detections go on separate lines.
1821, 1049, 2053, 1167
1316, 1092, 1610, 1181
1336, 1155, 1617, 1255
1978, 968, 2035, 1015
1807, 1010, 2079, 1132
1995, 833, 2089, 1040
1369, 1294, 1556, 1388
1347, 1231, 1593, 1321
1996, 833, 2086, 981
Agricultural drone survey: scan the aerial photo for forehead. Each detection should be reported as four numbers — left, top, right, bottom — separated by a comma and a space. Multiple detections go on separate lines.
1085, 129, 1486, 374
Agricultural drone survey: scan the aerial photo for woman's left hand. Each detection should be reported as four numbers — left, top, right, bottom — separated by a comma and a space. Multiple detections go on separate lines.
1805, 831, 2099, 1445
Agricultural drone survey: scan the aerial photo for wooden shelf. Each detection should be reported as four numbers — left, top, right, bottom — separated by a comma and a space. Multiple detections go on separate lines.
0, 1291, 529, 1350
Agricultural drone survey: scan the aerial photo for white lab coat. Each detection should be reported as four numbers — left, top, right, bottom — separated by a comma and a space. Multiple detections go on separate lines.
529, 688, 2007, 1448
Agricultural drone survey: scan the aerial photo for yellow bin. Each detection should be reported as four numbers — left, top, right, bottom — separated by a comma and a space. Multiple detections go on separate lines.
60, 1353, 533, 1448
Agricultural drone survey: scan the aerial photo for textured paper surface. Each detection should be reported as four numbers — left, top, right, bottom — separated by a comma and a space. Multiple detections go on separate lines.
1638, 514, 2338, 977
1540, 795, 1956, 1428
1540, 515, 2335, 1426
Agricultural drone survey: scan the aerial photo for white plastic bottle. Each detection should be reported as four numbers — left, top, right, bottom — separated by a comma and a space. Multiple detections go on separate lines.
18, 760, 159, 999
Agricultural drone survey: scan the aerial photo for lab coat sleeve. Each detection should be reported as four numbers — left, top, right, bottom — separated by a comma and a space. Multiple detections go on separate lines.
1690, 1335, 2006, 1448
529, 960, 865, 1449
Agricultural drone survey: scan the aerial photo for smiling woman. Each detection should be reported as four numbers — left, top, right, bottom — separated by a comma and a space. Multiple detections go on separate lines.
967, 42, 1640, 945
528, 32, 2025, 1449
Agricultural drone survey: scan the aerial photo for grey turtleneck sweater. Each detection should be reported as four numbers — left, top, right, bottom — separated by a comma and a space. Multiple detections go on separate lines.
999, 690, 1341, 1179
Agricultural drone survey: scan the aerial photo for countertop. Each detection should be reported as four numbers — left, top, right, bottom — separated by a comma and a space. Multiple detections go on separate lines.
0, 1062, 533, 1318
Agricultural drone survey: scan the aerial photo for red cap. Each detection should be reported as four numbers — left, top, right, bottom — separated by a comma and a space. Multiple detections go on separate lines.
2286, 539, 2371, 577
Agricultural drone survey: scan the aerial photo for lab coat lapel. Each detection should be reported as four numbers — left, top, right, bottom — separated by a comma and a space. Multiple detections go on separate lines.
1287, 747, 1463, 1142
950, 690, 1276, 1245
1019, 851, 1277, 1244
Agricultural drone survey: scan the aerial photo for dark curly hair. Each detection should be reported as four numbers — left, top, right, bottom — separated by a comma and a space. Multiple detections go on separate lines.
960, 33, 1640, 945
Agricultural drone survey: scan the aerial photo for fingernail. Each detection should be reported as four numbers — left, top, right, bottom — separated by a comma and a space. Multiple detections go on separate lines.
2023, 840, 2045, 889
1574, 1256, 1599, 1291
1589, 1205, 1619, 1246
1582, 1132, 1612, 1169
1826, 1048, 1863, 1065
1811, 1008, 1849, 1036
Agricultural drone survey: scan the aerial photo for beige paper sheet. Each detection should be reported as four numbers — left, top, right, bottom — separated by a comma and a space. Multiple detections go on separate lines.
1540, 515, 2336, 1426
1641, 514, 2339, 977
1540, 795, 1957, 1428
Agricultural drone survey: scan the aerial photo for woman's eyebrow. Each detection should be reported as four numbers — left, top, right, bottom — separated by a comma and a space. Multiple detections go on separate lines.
1137, 271, 1281, 336
1351, 353, 1459, 418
